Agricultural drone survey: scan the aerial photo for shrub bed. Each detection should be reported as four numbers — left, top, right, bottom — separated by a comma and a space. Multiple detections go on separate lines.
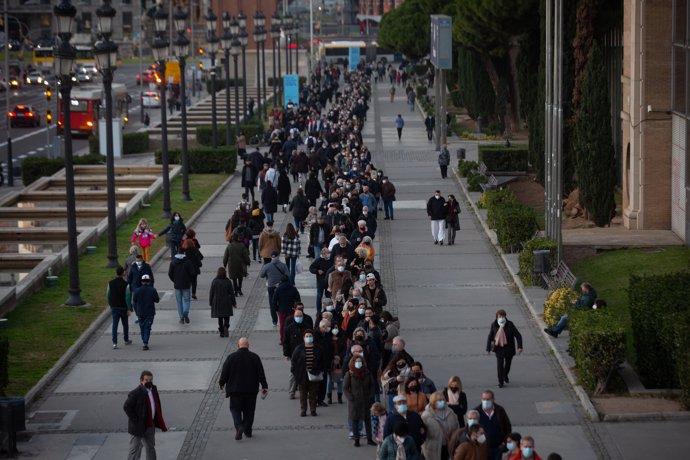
543, 287, 579, 328
21, 154, 104, 186
494, 203, 538, 253
481, 189, 517, 228
206, 78, 244, 94
518, 237, 557, 286
155, 146, 237, 174
458, 159, 479, 178
569, 309, 626, 394
478, 144, 528, 172
89, 132, 151, 155
628, 271, 690, 389
196, 125, 229, 146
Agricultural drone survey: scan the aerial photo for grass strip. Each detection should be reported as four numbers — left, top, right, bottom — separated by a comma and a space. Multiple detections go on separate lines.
2, 173, 228, 396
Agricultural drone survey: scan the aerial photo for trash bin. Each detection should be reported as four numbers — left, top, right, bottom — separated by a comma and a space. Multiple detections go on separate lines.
456, 148, 466, 160
0, 397, 26, 433
533, 250, 551, 274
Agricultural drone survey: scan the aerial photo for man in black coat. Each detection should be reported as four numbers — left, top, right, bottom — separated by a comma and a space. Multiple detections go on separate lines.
168, 251, 197, 324
219, 337, 269, 440
383, 395, 427, 453
309, 246, 333, 316
283, 309, 309, 399
107, 266, 132, 349
426, 190, 447, 245
127, 254, 154, 295
123, 370, 167, 459
132, 275, 159, 350
309, 215, 331, 259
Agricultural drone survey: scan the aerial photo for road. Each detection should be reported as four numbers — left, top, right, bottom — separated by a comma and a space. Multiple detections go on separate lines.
0, 63, 152, 178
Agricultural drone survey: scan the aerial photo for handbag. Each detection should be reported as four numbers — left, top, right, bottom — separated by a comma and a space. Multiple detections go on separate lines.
307, 371, 324, 382
295, 257, 303, 274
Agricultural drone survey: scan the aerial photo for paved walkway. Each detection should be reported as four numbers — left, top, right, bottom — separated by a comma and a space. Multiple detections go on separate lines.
17, 78, 681, 460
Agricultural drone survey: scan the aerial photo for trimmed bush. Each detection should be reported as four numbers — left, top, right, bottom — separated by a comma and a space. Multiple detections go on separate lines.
89, 132, 151, 155
569, 309, 626, 394
415, 85, 427, 98
482, 189, 517, 228
543, 287, 579, 328
478, 144, 529, 172
467, 173, 487, 192
239, 122, 263, 143
414, 64, 428, 76
196, 124, 229, 146
458, 160, 479, 178
628, 271, 690, 388
206, 78, 244, 94
494, 204, 538, 253
155, 146, 237, 174
518, 237, 557, 285
21, 154, 103, 186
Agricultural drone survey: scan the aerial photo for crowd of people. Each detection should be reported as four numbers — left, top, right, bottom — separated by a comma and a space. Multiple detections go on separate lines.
116, 60, 564, 460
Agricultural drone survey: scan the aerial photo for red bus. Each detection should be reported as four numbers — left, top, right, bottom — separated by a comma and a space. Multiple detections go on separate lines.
57, 83, 130, 136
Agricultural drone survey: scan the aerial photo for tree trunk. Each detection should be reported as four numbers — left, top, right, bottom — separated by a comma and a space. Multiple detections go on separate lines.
480, 52, 517, 136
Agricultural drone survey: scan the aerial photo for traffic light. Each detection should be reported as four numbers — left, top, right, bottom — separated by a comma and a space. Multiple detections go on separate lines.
198, 47, 204, 56
45, 88, 52, 101
46, 110, 52, 125
199, 62, 203, 70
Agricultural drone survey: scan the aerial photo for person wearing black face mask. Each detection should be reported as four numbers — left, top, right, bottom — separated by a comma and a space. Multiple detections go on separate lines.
124, 370, 167, 459
442, 375, 468, 426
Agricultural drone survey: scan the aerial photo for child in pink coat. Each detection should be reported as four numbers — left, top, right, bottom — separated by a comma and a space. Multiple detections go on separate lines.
131, 218, 156, 262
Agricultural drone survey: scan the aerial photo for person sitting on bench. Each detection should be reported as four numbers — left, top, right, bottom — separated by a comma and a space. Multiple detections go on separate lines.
544, 282, 597, 338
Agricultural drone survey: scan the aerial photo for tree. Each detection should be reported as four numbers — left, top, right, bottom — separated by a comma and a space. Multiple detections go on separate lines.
573, 42, 615, 227
457, 47, 495, 121
378, 0, 430, 59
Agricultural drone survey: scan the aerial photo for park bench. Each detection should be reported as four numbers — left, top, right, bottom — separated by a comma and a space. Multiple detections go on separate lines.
541, 260, 578, 290
478, 161, 519, 192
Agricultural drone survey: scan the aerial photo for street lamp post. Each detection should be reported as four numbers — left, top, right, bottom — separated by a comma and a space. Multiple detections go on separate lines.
259, 12, 268, 119
284, 13, 291, 74
230, 35, 241, 143
253, 10, 261, 120
271, 12, 281, 108
174, 7, 191, 201
293, 16, 299, 75
221, 12, 233, 147
205, 8, 219, 148
95, 0, 120, 269
54, 0, 85, 306
152, 5, 172, 218
238, 11, 247, 119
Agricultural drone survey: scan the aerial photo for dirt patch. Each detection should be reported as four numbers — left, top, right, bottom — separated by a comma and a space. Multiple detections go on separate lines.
592, 396, 683, 415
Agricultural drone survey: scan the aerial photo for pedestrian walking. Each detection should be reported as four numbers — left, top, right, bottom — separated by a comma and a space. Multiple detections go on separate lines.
309, 247, 333, 316
395, 114, 405, 141
486, 310, 523, 388
438, 144, 450, 179
241, 159, 258, 202
389, 85, 396, 102
123, 370, 167, 460
281, 223, 301, 285
425, 115, 435, 142
168, 249, 197, 324
182, 229, 203, 300
218, 337, 269, 441
259, 250, 289, 327
248, 204, 265, 261
143, 112, 150, 127
381, 176, 396, 220
289, 188, 310, 233
258, 221, 281, 264
383, 395, 428, 454
275, 276, 302, 341
131, 274, 159, 350
290, 329, 327, 417
107, 266, 132, 349
407, 89, 416, 112
127, 254, 154, 300
223, 233, 251, 296
158, 211, 187, 258
445, 194, 461, 245
474, 390, 512, 460
344, 355, 376, 447
261, 180, 278, 224
210, 267, 236, 338
427, 190, 447, 245
130, 218, 156, 263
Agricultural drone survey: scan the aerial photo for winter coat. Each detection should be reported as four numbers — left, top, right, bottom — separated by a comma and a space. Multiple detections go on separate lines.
421, 404, 460, 460
277, 173, 292, 205
442, 388, 468, 427
328, 269, 352, 295
273, 280, 301, 314
309, 256, 333, 289
438, 148, 450, 166
218, 348, 268, 397
383, 319, 400, 351
381, 181, 396, 201
127, 262, 154, 291
258, 228, 282, 259
131, 228, 156, 248
383, 411, 427, 453
290, 152, 309, 173
248, 211, 265, 237
379, 435, 420, 460
281, 235, 301, 258
362, 283, 388, 314
427, 196, 447, 220
343, 368, 375, 420
159, 220, 186, 243
290, 343, 327, 386
309, 222, 331, 247
486, 320, 523, 356
445, 199, 461, 230
223, 241, 251, 279
241, 164, 258, 188
167, 254, 197, 290
304, 177, 323, 202
132, 284, 159, 318
289, 193, 310, 220
123, 384, 167, 437
261, 184, 278, 213
259, 258, 290, 287
453, 440, 488, 460
209, 277, 236, 318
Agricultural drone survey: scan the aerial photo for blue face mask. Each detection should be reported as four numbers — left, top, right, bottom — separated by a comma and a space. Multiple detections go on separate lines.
467, 419, 478, 427
481, 400, 492, 410
304, 336, 314, 344
522, 447, 533, 458
295, 316, 303, 324
436, 400, 446, 409
396, 404, 407, 414
506, 442, 515, 451
354, 361, 363, 369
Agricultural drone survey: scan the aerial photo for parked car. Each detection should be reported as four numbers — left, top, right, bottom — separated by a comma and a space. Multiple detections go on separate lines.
136, 69, 160, 85
141, 91, 160, 108
9, 105, 41, 128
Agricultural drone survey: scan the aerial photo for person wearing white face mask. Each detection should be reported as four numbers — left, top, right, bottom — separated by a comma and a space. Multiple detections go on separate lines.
421, 392, 460, 460
486, 309, 523, 388
453, 424, 488, 460
473, 390, 512, 460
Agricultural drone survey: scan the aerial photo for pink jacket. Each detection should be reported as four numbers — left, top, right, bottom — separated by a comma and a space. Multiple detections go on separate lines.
131, 229, 156, 248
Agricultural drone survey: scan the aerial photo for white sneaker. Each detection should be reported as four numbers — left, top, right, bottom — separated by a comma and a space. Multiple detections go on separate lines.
112, 344, 118, 349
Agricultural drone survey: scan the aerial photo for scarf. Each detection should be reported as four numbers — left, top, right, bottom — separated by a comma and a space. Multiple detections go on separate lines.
394, 435, 407, 460
447, 389, 460, 405
495, 324, 508, 348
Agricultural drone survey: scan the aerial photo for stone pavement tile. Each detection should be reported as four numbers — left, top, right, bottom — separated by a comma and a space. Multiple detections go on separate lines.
598, 420, 690, 459
99, 309, 230, 335
394, 286, 516, 307
396, 305, 531, 329
80, 330, 227, 361
395, 267, 508, 285
15, 433, 80, 460
241, 331, 285, 359
54, 361, 219, 393
203, 427, 362, 460
512, 424, 598, 460
91, 432, 188, 460
34, 393, 204, 432
392, 252, 499, 269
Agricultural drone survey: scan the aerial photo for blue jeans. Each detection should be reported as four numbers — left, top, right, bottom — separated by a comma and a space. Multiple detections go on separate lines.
111, 309, 129, 344
552, 314, 570, 334
294, 217, 304, 234
383, 200, 394, 219
285, 256, 297, 286
265, 212, 274, 223
175, 288, 191, 319
139, 316, 154, 345
316, 287, 325, 316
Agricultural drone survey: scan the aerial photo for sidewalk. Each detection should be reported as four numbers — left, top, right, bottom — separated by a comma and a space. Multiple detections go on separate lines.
16, 78, 674, 460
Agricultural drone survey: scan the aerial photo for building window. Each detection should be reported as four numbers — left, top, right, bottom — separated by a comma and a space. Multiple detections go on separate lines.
123, 11, 133, 38
673, 0, 690, 116
81, 12, 92, 33
122, 0, 131, 4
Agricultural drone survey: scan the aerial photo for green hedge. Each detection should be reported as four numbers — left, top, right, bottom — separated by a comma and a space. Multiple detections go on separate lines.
196, 123, 263, 147
21, 154, 104, 186
206, 78, 245, 94
155, 146, 237, 174
458, 160, 479, 178
629, 271, 690, 389
569, 309, 626, 395
518, 237, 557, 286
89, 132, 151, 155
467, 173, 487, 192
494, 203, 538, 253
482, 189, 517, 229
478, 144, 528, 172
416, 85, 427, 98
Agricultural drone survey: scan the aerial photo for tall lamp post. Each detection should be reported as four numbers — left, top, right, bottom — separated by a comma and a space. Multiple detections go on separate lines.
174, 7, 191, 201
259, 11, 267, 119
253, 11, 262, 120
221, 12, 233, 147
293, 15, 299, 75
205, 8, 219, 148
284, 12, 292, 74
94, 0, 120, 269
54, 0, 85, 306
152, 5, 172, 218
271, 11, 281, 107
230, 33, 241, 143
237, 11, 248, 119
